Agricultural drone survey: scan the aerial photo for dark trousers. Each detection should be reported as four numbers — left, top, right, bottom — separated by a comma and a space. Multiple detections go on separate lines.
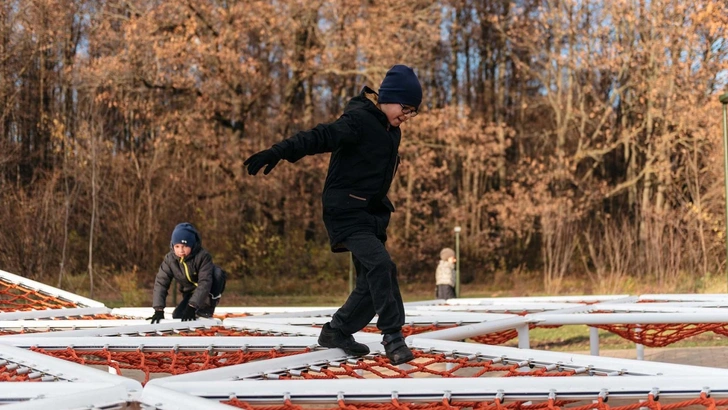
172, 292, 217, 318
330, 231, 405, 335
436, 284, 456, 300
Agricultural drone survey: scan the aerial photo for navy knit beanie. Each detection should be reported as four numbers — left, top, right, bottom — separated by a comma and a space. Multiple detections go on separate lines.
171, 223, 197, 249
378, 65, 422, 109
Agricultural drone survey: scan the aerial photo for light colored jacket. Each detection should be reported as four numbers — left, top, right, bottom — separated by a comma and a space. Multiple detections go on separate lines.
435, 259, 455, 286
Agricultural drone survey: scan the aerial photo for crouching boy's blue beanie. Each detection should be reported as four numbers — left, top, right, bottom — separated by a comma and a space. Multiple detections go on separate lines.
171, 223, 197, 249
378, 65, 422, 109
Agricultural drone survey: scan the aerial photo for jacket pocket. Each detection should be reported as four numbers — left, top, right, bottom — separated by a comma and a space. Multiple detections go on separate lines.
324, 189, 369, 209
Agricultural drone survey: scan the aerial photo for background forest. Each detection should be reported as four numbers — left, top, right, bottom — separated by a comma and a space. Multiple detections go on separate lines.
1, 0, 728, 303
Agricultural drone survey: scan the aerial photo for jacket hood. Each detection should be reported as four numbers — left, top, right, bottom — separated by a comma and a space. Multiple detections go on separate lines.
344, 86, 390, 127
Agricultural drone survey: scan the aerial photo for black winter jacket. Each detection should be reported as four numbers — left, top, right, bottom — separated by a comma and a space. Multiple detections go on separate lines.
152, 240, 214, 310
271, 87, 401, 251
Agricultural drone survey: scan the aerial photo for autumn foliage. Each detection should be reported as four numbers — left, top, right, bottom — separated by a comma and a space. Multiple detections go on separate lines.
1, 0, 727, 297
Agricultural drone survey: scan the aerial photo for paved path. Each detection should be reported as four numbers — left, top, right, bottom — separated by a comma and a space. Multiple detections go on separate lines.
574, 346, 728, 368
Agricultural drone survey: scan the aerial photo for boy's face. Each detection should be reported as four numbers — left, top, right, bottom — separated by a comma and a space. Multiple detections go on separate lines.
380, 103, 417, 127
173, 244, 192, 258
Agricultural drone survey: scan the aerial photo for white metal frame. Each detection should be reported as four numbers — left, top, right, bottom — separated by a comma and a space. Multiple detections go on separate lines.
4, 269, 728, 409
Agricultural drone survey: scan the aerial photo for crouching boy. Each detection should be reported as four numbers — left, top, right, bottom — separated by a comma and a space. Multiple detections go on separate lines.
148, 222, 226, 323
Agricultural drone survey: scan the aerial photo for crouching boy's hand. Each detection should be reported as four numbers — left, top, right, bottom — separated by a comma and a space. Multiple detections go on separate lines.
181, 305, 197, 321
147, 310, 165, 324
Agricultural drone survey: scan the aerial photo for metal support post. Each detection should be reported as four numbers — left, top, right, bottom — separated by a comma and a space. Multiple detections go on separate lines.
454, 226, 461, 298
720, 93, 728, 291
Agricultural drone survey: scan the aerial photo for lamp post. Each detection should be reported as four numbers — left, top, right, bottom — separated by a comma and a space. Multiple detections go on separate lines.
720, 92, 728, 291
454, 226, 461, 297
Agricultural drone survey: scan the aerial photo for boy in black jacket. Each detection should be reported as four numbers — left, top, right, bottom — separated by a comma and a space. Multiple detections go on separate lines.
244, 65, 422, 365
148, 222, 222, 323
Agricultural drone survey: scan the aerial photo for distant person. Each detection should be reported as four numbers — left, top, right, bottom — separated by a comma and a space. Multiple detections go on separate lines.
148, 223, 226, 323
243, 64, 422, 365
435, 247, 456, 300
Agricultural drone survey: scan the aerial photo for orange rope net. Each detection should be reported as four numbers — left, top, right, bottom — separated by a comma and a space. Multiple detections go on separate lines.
709, 325, 728, 338
361, 323, 561, 345
593, 323, 723, 348
28, 349, 581, 385
29, 346, 311, 385
0, 280, 77, 311
280, 351, 578, 379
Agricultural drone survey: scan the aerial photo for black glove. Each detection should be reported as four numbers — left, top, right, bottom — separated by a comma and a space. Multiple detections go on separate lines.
148, 310, 165, 324
181, 304, 197, 321
244, 149, 280, 175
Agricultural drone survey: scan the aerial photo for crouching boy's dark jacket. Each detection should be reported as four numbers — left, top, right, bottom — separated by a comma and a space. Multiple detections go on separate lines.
271, 87, 401, 251
152, 238, 214, 310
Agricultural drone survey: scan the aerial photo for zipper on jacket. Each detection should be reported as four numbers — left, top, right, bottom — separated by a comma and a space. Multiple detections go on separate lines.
391, 154, 400, 181
180, 256, 198, 287
380, 130, 398, 195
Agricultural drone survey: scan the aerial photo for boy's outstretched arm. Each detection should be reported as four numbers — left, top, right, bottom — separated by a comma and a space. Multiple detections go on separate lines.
244, 113, 360, 176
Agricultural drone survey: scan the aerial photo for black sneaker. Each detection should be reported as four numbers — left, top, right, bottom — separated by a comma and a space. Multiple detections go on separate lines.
318, 323, 370, 356
382, 331, 414, 365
